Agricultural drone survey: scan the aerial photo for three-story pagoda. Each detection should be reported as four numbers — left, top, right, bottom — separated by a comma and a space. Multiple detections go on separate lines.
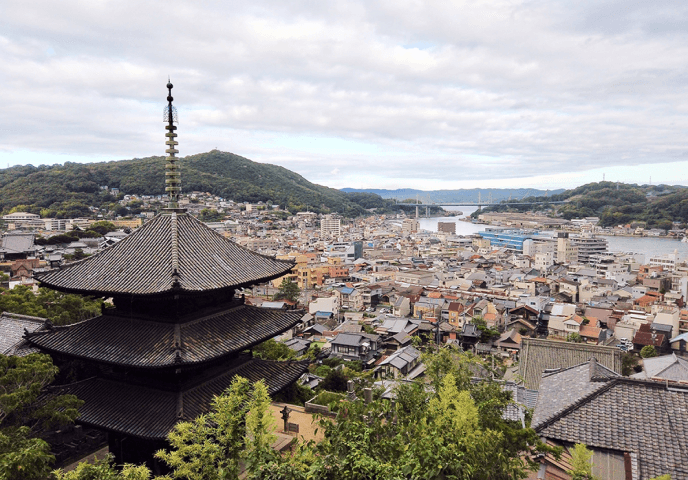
27, 81, 307, 467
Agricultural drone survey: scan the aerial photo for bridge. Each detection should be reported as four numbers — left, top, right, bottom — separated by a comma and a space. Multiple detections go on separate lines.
393, 201, 566, 207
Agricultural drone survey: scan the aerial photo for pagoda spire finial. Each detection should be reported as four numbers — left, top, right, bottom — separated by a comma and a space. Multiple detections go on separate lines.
164, 79, 182, 209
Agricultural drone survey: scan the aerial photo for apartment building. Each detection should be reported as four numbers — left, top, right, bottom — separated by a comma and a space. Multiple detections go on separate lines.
320, 214, 342, 237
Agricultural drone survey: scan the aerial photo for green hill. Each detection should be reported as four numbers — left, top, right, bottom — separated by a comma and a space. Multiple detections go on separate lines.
472, 181, 688, 229
0, 150, 403, 218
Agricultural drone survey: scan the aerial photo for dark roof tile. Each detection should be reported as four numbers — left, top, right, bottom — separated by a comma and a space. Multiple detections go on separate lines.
28, 305, 302, 368
36, 213, 293, 296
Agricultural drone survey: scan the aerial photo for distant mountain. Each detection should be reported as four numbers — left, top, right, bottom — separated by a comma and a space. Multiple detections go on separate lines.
0, 150, 399, 218
472, 181, 688, 228
340, 187, 565, 204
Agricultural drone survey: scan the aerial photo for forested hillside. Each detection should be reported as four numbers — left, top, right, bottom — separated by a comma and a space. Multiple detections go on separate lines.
474, 182, 688, 228
0, 150, 402, 218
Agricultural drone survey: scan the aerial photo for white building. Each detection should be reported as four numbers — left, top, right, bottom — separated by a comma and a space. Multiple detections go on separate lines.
320, 214, 342, 237
649, 250, 685, 272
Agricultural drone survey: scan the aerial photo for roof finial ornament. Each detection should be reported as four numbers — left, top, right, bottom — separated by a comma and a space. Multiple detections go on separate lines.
164, 79, 182, 210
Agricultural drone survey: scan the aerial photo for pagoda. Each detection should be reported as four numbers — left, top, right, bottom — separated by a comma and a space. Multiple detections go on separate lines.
27, 81, 307, 468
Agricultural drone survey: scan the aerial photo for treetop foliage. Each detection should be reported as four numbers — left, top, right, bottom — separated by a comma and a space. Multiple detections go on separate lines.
0, 150, 405, 218
473, 181, 688, 228
0, 353, 82, 480
0, 286, 102, 326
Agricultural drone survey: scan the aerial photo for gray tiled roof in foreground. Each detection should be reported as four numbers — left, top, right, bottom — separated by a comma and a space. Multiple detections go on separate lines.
534, 359, 688, 480
36, 212, 294, 296
519, 338, 622, 390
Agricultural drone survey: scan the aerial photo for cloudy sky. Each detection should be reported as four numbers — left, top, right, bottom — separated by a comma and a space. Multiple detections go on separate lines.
2, 1, 688, 191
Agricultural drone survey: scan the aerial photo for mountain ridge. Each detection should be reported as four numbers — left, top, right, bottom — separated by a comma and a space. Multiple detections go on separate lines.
341, 187, 566, 203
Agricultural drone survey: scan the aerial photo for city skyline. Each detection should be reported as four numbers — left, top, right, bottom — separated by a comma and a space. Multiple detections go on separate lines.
2, 1, 688, 191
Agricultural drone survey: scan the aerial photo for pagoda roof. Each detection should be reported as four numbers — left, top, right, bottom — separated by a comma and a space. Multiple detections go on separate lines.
27, 305, 303, 369
36, 212, 294, 296
62, 357, 308, 440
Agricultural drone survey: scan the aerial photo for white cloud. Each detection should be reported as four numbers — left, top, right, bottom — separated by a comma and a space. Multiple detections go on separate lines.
1, 0, 688, 190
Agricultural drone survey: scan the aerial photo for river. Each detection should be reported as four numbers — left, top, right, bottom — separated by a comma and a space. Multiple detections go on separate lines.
417, 205, 688, 259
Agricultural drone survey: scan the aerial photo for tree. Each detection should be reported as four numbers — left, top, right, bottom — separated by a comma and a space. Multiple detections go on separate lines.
640, 345, 658, 358
273, 277, 300, 303
251, 339, 295, 361
621, 352, 640, 376
318, 369, 348, 392
0, 286, 102, 326
53, 454, 150, 480
567, 443, 596, 480
155, 376, 277, 480
0, 354, 83, 480
567, 332, 583, 343
88, 221, 117, 235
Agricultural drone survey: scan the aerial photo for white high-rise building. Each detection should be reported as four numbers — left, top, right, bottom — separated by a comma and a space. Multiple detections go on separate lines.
320, 214, 341, 237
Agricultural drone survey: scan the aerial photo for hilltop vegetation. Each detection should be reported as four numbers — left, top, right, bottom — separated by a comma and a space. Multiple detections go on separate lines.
342, 187, 565, 203
0, 150, 412, 218
473, 182, 688, 228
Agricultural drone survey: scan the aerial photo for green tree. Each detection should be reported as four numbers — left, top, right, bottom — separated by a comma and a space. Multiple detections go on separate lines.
155, 376, 277, 480
273, 278, 300, 303
198, 208, 224, 222
53, 454, 150, 479
567, 332, 583, 343
251, 339, 296, 361
621, 352, 640, 376
0, 286, 101, 326
567, 443, 596, 480
0, 354, 83, 480
640, 345, 658, 358
88, 221, 117, 235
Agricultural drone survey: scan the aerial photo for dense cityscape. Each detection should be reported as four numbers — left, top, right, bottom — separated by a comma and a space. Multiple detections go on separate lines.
3, 1, 688, 479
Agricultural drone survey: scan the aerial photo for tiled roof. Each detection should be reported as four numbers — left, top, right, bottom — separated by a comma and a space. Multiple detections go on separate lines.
36, 212, 294, 296
0, 312, 46, 356
0, 233, 35, 254
27, 305, 302, 368
631, 354, 688, 383
534, 365, 688, 480
531, 359, 620, 428
519, 338, 622, 390
64, 357, 309, 440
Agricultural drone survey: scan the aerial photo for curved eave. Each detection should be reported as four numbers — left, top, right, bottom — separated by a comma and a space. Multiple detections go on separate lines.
36, 263, 295, 298
65, 359, 310, 441
28, 307, 305, 370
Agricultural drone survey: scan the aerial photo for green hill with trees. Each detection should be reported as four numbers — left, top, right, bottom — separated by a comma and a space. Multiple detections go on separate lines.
0, 150, 413, 218
473, 181, 688, 229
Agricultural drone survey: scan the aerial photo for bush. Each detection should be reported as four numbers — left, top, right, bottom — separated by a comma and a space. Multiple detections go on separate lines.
314, 365, 332, 378
322, 357, 344, 368
319, 369, 348, 392
312, 391, 345, 408
640, 345, 658, 358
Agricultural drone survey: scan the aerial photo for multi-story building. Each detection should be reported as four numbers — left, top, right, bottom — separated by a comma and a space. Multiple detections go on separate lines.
556, 233, 579, 264
437, 222, 456, 234
401, 218, 419, 236
649, 251, 685, 272
320, 214, 341, 237
571, 233, 607, 264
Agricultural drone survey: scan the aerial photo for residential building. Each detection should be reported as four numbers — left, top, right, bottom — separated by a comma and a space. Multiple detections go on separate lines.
437, 222, 456, 234
401, 218, 419, 236
330, 333, 380, 362
320, 214, 341, 237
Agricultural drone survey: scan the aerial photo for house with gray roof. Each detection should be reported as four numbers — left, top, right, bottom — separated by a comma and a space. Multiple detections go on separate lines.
330, 333, 380, 363
0, 312, 46, 356
532, 358, 688, 480
375, 345, 423, 380
631, 353, 688, 383
519, 338, 622, 390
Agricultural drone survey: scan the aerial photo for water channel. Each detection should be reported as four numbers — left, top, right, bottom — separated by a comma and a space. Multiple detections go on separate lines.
416, 205, 688, 259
